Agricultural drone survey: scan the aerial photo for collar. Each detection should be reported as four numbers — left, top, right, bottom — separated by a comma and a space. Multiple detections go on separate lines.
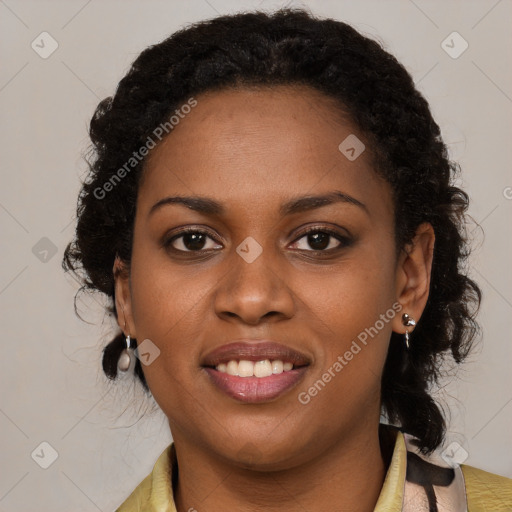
124, 424, 467, 512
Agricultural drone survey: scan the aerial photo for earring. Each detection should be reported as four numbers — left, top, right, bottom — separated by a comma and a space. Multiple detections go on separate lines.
118, 334, 133, 372
402, 313, 416, 349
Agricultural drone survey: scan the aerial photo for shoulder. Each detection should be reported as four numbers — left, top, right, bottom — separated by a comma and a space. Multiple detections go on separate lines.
400, 428, 512, 511
115, 443, 175, 512
460, 464, 512, 511
115, 473, 152, 512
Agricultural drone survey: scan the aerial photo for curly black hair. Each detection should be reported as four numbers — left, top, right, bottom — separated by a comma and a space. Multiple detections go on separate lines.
63, 7, 482, 454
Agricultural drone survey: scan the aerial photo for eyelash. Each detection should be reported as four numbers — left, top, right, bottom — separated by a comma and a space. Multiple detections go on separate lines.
162, 226, 353, 255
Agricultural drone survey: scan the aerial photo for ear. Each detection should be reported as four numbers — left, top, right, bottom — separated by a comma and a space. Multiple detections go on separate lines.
392, 222, 435, 335
113, 255, 137, 338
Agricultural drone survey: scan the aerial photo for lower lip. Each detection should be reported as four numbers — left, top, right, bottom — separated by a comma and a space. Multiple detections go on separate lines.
203, 367, 308, 403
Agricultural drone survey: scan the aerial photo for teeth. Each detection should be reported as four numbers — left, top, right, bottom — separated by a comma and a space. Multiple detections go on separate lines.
272, 360, 283, 374
254, 360, 272, 378
238, 360, 254, 377
226, 360, 239, 376
215, 359, 295, 377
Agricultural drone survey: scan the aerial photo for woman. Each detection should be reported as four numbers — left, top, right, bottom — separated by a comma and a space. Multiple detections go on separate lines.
63, 8, 512, 512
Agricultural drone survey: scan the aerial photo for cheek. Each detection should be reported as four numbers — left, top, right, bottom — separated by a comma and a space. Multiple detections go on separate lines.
301, 247, 397, 385
129, 229, 209, 337
127, 241, 210, 391
128, 267, 207, 422
309, 251, 396, 336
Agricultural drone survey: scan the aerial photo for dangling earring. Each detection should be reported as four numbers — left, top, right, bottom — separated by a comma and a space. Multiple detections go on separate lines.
402, 313, 416, 349
118, 334, 133, 372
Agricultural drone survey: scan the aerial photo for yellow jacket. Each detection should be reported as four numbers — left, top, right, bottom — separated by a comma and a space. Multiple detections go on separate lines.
116, 425, 512, 511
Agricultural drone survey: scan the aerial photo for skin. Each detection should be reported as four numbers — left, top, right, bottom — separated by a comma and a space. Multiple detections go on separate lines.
114, 85, 435, 512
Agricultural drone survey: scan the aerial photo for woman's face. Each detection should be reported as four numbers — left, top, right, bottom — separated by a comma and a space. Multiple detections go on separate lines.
116, 85, 429, 469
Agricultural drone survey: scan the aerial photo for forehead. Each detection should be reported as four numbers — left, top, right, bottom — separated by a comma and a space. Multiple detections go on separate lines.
139, 85, 393, 222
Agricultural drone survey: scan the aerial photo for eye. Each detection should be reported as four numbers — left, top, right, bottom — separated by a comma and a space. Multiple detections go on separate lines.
163, 226, 352, 255
290, 227, 352, 252
164, 228, 223, 252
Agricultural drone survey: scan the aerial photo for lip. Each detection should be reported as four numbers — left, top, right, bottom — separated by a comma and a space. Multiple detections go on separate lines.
201, 340, 311, 367
201, 340, 311, 403
203, 366, 309, 403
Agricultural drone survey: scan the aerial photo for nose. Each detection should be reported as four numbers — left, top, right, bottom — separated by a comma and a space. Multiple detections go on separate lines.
213, 242, 296, 326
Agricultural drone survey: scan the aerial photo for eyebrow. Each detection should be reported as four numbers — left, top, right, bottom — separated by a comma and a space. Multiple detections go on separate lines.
148, 190, 368, 218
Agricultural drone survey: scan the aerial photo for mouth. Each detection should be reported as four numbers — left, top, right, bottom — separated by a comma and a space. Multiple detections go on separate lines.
201, 341, 311, 403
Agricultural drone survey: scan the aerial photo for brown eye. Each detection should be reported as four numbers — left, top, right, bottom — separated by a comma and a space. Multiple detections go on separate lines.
290, 228, 352, 253
164, 229, 223, 252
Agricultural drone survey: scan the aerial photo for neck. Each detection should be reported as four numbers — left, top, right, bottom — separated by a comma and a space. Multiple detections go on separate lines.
172, 423, 393, 512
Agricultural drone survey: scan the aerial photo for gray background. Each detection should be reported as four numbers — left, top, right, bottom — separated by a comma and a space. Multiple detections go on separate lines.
0, 0, 511, 510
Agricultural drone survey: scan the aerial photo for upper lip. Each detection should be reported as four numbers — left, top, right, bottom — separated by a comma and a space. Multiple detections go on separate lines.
201, 340, 311, 367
